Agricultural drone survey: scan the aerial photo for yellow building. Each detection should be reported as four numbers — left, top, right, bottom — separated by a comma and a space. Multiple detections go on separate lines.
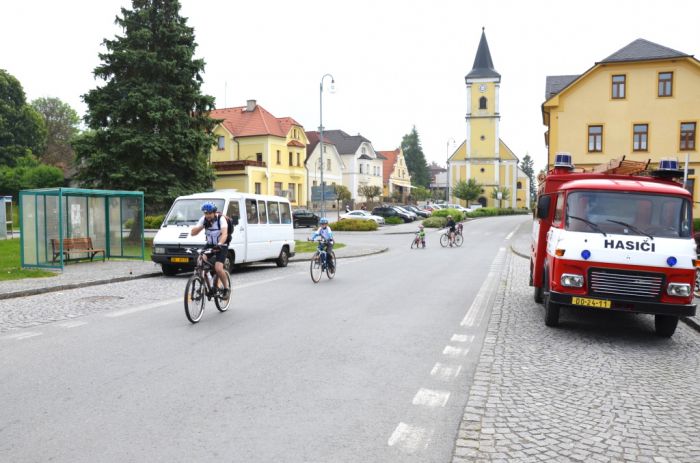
543, 39, 700, 211
210, 100, 308, 206
449, 29, 524, 208
378, 148, 412, 200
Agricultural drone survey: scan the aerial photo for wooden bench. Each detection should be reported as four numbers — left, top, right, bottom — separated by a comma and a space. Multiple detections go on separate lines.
51, 237, 106, 263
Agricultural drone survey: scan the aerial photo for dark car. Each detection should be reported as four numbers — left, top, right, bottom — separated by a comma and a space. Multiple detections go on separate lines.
402, 205, 430, 218
371, 206, 413, 223
292, 209, 319, 228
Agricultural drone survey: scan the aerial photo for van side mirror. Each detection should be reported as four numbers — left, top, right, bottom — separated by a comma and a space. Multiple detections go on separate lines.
231, 215, 239, 226
536, 196, 551, 220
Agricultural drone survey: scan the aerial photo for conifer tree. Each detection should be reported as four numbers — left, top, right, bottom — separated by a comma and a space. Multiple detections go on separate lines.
401, 126, 430, 188
76, 0, 218, 212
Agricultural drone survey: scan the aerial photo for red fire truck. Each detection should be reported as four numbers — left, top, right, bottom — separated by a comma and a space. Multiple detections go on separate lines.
530, 154, 696, 337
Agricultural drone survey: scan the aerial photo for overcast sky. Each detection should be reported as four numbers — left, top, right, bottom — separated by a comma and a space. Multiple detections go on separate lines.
3, 0, 699, 172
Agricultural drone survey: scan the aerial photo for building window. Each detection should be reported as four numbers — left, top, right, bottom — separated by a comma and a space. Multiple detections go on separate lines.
612, 75, 626, 99
217, 136, 225, 150
680, 122, 696, 151
274, 182, 283, 196
479, 96, 487, 110
588, 125, 603, 152
255, 182, 261, 194
289, 152, 293, 166
276, 150, 281, 165
633, 124, 648, 151
327, 159, 331, 170
658, 72, 673, 97
297, 152, 300, 166
256, 152, 262, 162
288, 183, 296, 201
517, 181, 522, 189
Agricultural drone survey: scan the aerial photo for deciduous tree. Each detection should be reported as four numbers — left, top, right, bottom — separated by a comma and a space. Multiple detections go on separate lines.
453, 179, 481, 204
0, 70, 46, 167
31, 97, 80, 175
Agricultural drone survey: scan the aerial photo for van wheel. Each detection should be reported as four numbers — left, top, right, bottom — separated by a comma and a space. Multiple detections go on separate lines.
161, 264, 179, 276
276, 247, 289, 267
543, 269, 560, 327
654, 315, 678, 337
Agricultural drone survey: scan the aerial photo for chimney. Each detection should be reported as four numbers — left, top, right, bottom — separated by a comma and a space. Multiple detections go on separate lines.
246, 99, 257, 112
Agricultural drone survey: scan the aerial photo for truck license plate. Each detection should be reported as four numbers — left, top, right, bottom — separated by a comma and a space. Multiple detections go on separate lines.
170, 257, 189, 263
571, 297, 611, 309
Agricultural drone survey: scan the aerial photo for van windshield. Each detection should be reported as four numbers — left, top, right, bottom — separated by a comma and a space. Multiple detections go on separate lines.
164, 199, 225, 225
565, 191, 690, 238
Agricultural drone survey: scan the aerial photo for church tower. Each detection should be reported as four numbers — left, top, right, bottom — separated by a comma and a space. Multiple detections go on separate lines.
449, 28, 520, 208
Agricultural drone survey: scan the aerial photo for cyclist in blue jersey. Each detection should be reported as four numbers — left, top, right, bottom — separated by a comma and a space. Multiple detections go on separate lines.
191, 202, 230, 298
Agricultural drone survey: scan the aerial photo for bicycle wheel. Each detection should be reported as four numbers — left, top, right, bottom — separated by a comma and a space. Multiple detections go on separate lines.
214, 270, 232, 312
410, 237, 418, 249
454, 234, 464, 247
326, 252, 336, 279
440, 234, 449, 247
310, 252, 323, 283
184, 275, 205, 323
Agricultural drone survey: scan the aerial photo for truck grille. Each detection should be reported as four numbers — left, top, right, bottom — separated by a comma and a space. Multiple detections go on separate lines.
588, 269, 664, 300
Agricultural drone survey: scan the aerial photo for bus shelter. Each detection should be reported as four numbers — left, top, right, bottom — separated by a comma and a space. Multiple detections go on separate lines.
19, 188, 144, 269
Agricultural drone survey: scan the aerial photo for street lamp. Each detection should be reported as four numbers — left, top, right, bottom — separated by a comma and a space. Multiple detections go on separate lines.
319, 73, 335, 218
446, 138, 455, 202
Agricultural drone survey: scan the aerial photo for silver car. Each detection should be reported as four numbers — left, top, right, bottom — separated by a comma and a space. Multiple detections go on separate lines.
339, 210, 385, 225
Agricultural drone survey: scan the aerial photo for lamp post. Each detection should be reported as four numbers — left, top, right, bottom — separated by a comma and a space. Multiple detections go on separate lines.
446, 138, 455, 202
319, 73, 335, 218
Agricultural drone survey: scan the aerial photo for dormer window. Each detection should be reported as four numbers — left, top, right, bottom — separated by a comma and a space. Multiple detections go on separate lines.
217, 136, 225, 150
479, 96, 487, 110
361, 147, 366, 155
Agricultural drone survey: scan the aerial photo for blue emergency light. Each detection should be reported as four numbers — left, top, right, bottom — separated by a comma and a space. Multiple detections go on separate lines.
554, 153, 574, 169
659, 158, 679, 170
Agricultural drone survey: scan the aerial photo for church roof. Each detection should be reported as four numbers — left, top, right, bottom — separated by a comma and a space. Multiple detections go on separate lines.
599, 38, 691, 64
466, 28, 500, 80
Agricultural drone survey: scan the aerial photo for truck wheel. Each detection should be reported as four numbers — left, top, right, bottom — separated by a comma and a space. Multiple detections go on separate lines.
654, 315, 678, 338
543, 269, 560, 327
161, 264, 179, 276
276, 247, 289, 267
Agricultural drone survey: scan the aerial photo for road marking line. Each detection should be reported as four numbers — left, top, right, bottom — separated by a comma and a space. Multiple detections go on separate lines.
412, 388, 450, 407
106, 298, 180, 318
388, 422, 433, 452
443, 345, 469, 357
430, 362, 462, 381
57, 321, 87, 328
461, 247, 506, 327
450, 334, 474, 343
5, 331, 42, 340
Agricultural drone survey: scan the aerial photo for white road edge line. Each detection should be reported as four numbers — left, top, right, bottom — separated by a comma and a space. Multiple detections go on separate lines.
412, 388, 450, 408
430, 362, 462, 381
4, 331, 42, 340
106, 298, 181, 317
388, 422, 434, 451
57, 321, 87, 328
450, 334, 474, 343
461, 247, 506, 327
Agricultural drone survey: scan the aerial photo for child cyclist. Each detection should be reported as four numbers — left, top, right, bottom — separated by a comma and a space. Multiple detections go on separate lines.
445, 215, 457, 246
309, 218, 335, 269
416, 223, 426, 247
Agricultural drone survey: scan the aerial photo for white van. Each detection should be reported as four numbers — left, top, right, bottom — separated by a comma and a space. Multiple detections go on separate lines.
151, 190, 296, 275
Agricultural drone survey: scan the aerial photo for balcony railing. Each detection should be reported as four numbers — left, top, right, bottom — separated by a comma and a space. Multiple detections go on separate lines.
212, 160, 266, 171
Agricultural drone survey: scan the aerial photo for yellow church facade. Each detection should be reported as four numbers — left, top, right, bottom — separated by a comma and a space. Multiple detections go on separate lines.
448, 29, 530, 209
543, 39, 700, 212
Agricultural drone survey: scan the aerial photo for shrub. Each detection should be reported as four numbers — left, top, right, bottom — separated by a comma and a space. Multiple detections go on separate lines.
331, 219, 378, 231
124, 214, 164, 229
423, 216, 447, 228
385, 217, 403, 225
431, 208, 464, 222
464, 207, 529, 218
694, 218, 700, 232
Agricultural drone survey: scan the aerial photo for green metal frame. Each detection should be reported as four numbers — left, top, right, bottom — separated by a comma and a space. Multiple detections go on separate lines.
19, 187, 145, 269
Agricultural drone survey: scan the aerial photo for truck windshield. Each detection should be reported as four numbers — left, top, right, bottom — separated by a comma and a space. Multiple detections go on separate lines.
163, 199, 225, 226
565, 191, 690, 238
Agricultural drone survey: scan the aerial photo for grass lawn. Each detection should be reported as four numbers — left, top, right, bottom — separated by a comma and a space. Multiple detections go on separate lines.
294, 240, 345, 253
0, 239, 57, 281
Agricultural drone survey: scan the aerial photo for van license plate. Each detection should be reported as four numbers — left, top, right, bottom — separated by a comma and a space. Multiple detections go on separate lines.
170, 257, 189, 263
571, 297, 611, 309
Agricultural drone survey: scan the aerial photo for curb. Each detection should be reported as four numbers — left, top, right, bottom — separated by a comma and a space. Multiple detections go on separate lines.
0, 272, 163, 301
510, 244, 529, 260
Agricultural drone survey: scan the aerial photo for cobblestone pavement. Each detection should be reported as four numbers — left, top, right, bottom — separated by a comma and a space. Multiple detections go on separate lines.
452, 252, 700, 463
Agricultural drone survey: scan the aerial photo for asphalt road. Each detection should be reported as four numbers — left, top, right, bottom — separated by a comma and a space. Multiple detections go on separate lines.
0, 215, 528, 463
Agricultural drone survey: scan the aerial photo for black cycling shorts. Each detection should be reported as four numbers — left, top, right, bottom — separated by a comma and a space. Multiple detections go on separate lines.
206, 244, 228, 264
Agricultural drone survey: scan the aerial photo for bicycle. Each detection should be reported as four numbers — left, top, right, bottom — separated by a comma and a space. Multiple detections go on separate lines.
456, 222, 463, 236
410, 232, 426, 249
440, 228, 463, 247
310, 238, 336, 283
183, 247, 232, 323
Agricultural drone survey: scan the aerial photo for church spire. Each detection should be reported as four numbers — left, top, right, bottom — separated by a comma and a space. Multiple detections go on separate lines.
466, 28, 500, 80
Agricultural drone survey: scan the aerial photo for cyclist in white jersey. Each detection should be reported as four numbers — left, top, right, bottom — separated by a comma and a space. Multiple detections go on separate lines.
191, 202, 230, 297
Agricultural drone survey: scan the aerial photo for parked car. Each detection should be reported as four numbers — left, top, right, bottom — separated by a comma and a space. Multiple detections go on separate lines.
292, 209, 319, 228
339, 210, 385, 225
402, 205, 431, 218
392, 206, 417, 220
447, 203, 470, 213
372, 206, 413, 223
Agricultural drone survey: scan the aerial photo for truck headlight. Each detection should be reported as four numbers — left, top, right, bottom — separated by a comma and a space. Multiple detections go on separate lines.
561, 273, 584, 287
153, 247, 165, 254
667, 283, 691, 297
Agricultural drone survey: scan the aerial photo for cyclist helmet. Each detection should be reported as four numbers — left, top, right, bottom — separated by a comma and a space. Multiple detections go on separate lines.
418, 223, 424, 229
201, 201, 217, 213
447, 215, 452, 219
319, 217, 329, 225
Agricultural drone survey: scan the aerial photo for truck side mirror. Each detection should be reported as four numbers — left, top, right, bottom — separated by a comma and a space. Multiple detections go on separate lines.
536, 196, 551, 220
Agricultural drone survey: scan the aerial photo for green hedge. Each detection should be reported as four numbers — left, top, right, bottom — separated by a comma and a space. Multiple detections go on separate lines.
423, 216, 447, 228
331, 219, 378, 231
431, 208, 464, 222
465, 207, 529, 218
385, 217, 403, 225
125, 214, 164, 229
694, 218, 700, 232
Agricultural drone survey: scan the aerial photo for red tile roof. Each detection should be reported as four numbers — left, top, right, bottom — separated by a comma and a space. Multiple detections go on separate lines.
211, 105, 303, 138
378, 149, 400, 184
287, 140, 305, 148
